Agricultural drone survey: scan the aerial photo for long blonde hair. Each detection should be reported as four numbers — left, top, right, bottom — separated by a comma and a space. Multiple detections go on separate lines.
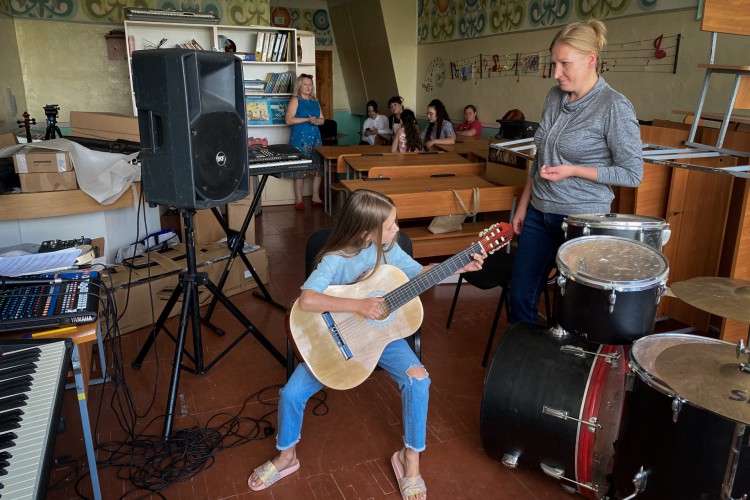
550, 20, 607, 71
314, 190, 396, 276
293, 73, 317, 100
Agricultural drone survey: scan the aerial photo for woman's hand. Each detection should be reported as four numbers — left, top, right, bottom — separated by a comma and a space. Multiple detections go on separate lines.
539, 164, 598, 182
358, 297, 386, 320
512, 209, 527, 236
458, 251, 487, 273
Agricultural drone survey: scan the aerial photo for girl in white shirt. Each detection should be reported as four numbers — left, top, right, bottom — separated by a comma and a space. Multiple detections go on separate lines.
361, 100, 391, 145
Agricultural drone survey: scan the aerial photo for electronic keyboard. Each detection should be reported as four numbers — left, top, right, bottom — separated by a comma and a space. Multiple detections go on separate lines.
0, 339, 72, 499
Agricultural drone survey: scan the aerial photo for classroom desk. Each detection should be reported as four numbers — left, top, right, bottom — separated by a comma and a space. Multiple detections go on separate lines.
344, 152, 471, 177
435, 140, 491, 160
14, 322, 106, 499
672, 109, 750, 126
315, 145, 392, 215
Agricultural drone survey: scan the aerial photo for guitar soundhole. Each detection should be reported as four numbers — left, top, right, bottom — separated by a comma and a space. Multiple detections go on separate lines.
365, 290, 395, 326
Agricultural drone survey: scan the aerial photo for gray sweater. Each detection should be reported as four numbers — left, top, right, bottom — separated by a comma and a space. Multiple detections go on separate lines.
530, 77, 643, 215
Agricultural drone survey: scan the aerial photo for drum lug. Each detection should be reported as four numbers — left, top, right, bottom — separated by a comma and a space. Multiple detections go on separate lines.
656, 284, 667, 304
625, 370, 636, 392
501, 452, 520, 469
561, 220, 568, 239
671, 397, 685, 423
557, 274, 567, 295
560, 345, 620, 364
582, 224, 591, 236
549, 324, 569, 337
540, 463, 597, 493
608, 290, 617, 313
542, 405, 602, 432
662, 226, 672, 247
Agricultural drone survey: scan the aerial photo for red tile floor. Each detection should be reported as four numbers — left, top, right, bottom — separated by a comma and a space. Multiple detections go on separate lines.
47, 202, 610, 499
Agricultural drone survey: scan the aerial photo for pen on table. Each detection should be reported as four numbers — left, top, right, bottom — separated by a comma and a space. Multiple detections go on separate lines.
22, 326, 77, 339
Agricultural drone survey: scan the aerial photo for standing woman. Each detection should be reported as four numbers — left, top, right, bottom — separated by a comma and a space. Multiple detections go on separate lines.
509, 20, 643, 324
391, 109, 423, 153
286, 74, 324, 211
455, 104, 483, 137
421, 99, 456, 149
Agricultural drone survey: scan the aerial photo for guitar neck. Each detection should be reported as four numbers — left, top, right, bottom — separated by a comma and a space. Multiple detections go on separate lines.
385, 242, 481, 311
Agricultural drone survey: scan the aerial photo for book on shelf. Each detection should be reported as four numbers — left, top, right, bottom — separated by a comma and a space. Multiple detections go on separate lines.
263, 32, 275, 62
267, 96, 290, 124
271, 32, 282, 62
255, 32, 265, 61
246, 97, 272, 125
277, 32, 288, 61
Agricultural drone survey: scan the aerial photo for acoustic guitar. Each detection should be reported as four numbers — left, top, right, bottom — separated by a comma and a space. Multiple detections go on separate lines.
289, 223, 513, 390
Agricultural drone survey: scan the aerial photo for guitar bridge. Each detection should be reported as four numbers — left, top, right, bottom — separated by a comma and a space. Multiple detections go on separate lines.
322, 312, 353, 360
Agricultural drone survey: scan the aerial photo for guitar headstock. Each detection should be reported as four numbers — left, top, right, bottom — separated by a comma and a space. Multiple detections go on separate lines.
478, 223, 513, 254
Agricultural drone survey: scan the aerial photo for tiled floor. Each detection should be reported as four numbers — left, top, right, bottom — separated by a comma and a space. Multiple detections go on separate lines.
47, 202, 587, 499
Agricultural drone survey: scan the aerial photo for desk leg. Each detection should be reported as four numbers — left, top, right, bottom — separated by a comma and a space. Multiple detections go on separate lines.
72, 344, 102, 500
325, 158, 332, 216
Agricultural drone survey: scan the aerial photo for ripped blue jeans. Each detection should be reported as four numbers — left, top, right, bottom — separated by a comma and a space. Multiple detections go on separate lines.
277, 338, 430, 451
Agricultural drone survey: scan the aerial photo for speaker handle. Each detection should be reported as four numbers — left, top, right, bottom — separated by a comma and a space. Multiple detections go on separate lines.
147, 110, 162, 153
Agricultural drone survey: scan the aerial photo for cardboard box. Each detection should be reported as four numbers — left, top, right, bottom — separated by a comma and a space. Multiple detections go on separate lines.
0, 132, 19, 148
18, 171, 78, 192
103, 243, 268, 335
485, 144, 533, 187
227, 199, 257, 244
70, 111, 140, 142
13, 146, 73, 173
185, 209, 226, 244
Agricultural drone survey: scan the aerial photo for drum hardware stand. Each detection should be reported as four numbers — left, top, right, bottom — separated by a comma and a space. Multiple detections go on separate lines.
560, 345, 620, 364
201, 173, 287, 338
549, 324, 568, 337
131, 209, 286, 439
735, 329, 750, 373
721, 423, 747, 500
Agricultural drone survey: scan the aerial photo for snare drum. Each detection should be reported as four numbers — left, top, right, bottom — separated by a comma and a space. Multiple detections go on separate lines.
613, 334, 750, 499
555, 236, 669, 344
562, 213, 671, 250
481, 322, 626, 498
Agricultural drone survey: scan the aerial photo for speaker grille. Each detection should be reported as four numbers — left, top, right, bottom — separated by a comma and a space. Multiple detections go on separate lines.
192, 111, 246, 202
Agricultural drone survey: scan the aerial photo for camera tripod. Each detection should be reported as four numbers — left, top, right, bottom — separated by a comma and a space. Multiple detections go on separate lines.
131, 209, 286, 438
44, 104, 63, 139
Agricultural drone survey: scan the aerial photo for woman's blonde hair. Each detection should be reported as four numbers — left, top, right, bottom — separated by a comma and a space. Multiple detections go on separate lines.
550, 20, 607, 70
293, 73, 317, 100
315, 189, 397, 276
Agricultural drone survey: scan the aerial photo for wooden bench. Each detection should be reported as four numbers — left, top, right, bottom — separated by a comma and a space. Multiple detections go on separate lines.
340, 175, 521, 258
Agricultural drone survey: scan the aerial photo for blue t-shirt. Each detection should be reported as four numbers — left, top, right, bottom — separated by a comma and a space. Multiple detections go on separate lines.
302, 243, 422, 292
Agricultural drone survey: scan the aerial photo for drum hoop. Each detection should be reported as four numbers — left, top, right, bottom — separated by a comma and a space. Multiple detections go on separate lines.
628, 359, 677, 398
560, 271, 668, 291
576, 344, 620, 495
566, 219, 667, 230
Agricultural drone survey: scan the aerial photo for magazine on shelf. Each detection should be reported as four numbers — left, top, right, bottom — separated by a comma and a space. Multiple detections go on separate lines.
267, 96, 290, 124
246, 97, 271, 125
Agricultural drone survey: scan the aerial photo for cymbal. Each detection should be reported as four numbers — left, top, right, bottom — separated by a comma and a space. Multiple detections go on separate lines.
669, 277, 750, 324
656, 341, 750, 425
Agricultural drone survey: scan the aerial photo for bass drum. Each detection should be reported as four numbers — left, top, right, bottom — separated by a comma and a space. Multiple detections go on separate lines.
613, 334, 750, 499
562, 213, 671, 250
555, 236, 669, 345
481, 322, 626, 498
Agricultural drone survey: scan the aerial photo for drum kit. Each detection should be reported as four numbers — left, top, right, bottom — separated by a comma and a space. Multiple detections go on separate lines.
480, 213, 750, 500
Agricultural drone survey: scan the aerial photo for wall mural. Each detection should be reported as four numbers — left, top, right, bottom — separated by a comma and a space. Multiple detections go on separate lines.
418, 0, 696, 43
7, 0, 332, 46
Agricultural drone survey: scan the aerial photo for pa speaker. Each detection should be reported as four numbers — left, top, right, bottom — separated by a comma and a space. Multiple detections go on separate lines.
132, 49, 249, 210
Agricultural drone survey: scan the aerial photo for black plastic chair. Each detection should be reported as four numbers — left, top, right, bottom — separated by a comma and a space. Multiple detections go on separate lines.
318, 119, 338, 146
286, 228, 421, 380
446, 252, 555, 367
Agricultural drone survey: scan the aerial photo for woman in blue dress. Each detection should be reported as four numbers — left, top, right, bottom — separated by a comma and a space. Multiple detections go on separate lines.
285, 74, 324, 210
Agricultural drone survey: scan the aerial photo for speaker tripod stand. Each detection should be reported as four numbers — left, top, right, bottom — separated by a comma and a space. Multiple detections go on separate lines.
131, 209, 286, 438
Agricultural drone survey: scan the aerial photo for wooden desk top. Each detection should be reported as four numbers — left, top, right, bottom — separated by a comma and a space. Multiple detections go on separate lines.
341, 174, 495, 194
435, 141, 490, 158
0, 183, 140, 221
3, 322, 98, 346
315, 145, 392, 160
344, 152, 470, 173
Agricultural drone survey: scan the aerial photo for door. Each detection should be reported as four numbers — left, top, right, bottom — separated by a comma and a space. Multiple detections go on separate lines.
316, 50, 333, 120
